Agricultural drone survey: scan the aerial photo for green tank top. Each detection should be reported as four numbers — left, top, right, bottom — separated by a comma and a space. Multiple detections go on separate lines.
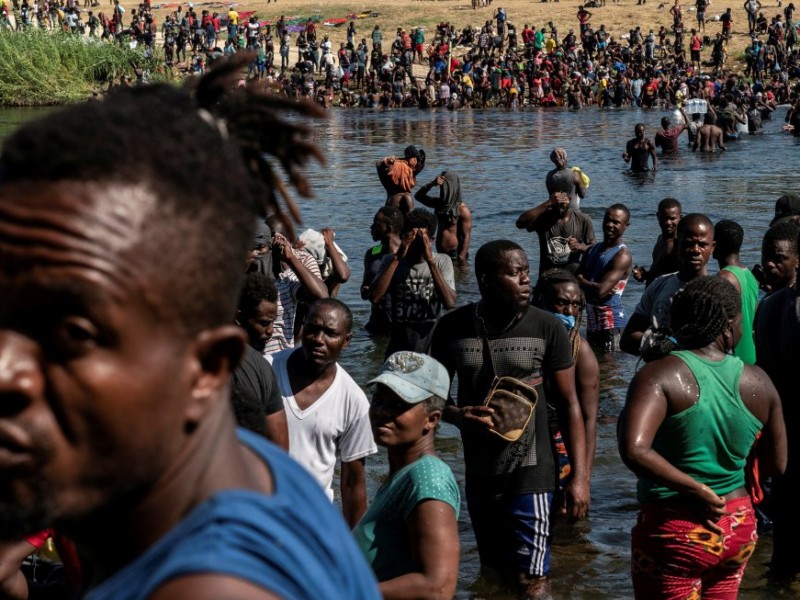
637, 351, 763, 503
723, 265, 759, 365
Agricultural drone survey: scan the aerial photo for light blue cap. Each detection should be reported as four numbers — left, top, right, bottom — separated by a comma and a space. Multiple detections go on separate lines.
368, 351, 450, 404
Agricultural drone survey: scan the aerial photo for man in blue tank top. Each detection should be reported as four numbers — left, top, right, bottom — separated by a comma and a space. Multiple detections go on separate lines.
577, 204, 633, 352
0, 63, 379, 599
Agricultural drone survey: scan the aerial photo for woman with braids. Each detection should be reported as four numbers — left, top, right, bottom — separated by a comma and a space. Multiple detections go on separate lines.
533, 269, 599, 506
618, 277, 786, 599
0, 55, 381, 598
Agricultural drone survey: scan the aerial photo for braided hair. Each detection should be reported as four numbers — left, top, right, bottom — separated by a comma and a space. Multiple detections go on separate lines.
533, 268, 585, 361
670, 276, 741, 350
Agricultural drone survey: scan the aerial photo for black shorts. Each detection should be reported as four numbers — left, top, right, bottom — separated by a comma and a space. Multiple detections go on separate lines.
691, 49, 701, 61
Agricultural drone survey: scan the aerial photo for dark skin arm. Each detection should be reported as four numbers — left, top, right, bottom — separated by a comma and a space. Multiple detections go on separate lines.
264, 409, 289, 451
361, 249, 375, 300
620, 312, 650, 356
619, 357, 726, 532
321, 227, 350, 287
576, 338, 599, 481
457, 203, 472, 263
648, 140, 658, 171
413, 175, 444, 208
739, 365, 787, 477
378, 501, 459, 600
552, 366, 590, 519
0, 540, 35, 600
578, 247, 632, 302
421, 230, 457, 310
272, 233, 328, 301
341, 458, 368, 528
369, 231, 414, 304
515, 195, 556, 231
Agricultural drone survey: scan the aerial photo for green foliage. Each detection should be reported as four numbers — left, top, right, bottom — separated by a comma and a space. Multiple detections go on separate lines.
0, 29, 146, 106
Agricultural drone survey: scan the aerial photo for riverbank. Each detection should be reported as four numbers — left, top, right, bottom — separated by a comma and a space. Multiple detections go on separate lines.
148, 0, 786, 68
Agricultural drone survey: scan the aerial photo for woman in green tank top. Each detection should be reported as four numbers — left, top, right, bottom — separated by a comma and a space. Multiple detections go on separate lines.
618, 277, 786, 599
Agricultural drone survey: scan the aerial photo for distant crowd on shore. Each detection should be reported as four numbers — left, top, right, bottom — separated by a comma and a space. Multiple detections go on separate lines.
3, 0, 800, 117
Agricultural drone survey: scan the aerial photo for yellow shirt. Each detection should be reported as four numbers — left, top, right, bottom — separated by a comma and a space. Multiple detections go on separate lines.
545, 38, 556, 54
228, 9, 238, 25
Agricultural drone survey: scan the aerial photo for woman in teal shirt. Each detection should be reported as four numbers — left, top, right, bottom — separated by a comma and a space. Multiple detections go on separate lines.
354, 352, 460, 599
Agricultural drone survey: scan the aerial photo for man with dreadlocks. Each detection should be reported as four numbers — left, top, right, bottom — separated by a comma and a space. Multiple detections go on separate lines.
533, 268, 599, 506
0, 57, 380, 598
620, 277, 786, 599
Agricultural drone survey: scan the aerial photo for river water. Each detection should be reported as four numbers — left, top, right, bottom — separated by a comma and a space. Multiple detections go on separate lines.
2, 104, 799, 598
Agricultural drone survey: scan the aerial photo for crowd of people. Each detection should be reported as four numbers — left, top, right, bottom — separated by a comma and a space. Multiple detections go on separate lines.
0, 55, 799, 600
4, 0, 800, 121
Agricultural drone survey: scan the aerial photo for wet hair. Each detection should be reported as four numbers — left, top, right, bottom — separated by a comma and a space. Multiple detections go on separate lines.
376, 205, 404, 233
422, 394, 447, 414
670, 276, 741, 349
607, 203, 631, 222
677, 213, 713, 238
657, 197, 682, 213
644, 276, 740, 360
714, 219, 744, 255
533, 268, 584, 361
308, 297, 354, 334
762, 221, 800, 257
0, 56, 323, 338
661, 117, 671, 128
475, 239, 524, 281
402, 208, 437, 238
704, 112, 717, 125
238, 272, 278, 318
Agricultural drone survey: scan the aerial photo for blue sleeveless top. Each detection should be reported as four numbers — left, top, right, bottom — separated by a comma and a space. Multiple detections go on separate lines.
583, 242, 630, 333
86, 429, 380, 600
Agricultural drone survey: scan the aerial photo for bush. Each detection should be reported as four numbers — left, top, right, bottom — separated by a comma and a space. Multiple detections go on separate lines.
0, 29, 143, 106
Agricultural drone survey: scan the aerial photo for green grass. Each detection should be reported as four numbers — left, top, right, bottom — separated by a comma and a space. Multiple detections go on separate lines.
0, 29, 147, 106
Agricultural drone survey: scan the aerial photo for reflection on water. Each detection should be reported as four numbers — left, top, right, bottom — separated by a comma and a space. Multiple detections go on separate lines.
3, 105, 800, 598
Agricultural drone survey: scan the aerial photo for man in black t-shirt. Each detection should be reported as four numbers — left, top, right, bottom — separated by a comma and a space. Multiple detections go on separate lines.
431, 240, 589, 600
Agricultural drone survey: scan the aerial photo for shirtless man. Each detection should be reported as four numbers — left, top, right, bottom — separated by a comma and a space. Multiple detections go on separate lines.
623, 123, 658, 172
693, 112, 727, 151
376, 145, 426, 214
414, 171, 473, 265
633, 198, 682, 286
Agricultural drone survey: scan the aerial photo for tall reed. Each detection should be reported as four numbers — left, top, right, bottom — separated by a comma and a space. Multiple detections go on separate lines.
0, 29, 141, 106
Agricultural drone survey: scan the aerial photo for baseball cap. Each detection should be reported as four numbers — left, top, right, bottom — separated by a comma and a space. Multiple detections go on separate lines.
368, 352, 450, 404
771, 193, 800, 226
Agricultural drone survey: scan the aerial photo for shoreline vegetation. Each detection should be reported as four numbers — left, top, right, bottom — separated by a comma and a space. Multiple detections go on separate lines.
0, 29, 150, 105
0, 0, 796, 106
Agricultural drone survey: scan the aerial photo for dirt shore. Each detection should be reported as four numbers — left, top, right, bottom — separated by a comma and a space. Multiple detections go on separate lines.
150, 0, 789, 72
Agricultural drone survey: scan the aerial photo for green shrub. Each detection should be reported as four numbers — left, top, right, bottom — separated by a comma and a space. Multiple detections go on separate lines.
0, 29, 148, 106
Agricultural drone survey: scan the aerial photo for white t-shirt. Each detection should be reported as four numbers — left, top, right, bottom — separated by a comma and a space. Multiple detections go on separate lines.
268, 349, 377, 500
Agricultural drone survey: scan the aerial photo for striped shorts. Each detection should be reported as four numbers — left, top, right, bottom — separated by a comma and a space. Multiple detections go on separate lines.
466, 489, 554, 577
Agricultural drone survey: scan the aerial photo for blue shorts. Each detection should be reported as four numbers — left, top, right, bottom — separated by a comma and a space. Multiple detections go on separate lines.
466, 488, 554, 577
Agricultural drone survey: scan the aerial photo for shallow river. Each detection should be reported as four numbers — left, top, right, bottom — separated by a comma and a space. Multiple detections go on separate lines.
2, 104, 799, 598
